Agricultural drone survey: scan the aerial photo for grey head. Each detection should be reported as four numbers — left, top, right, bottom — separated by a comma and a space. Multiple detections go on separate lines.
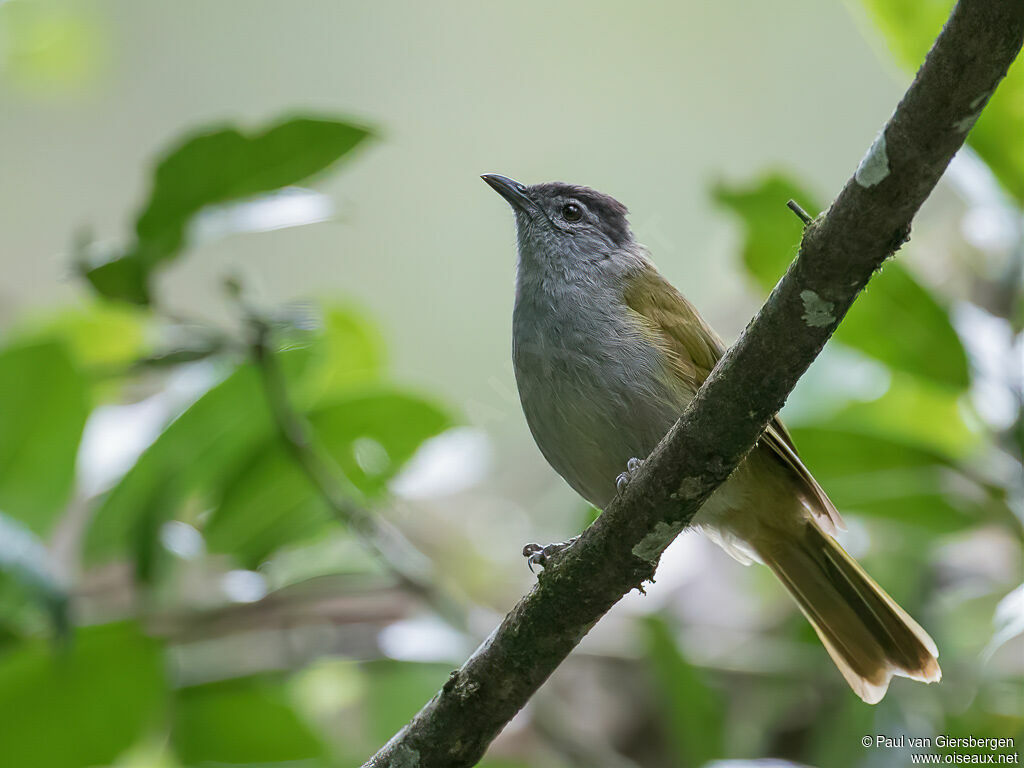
481, 174, 642, 280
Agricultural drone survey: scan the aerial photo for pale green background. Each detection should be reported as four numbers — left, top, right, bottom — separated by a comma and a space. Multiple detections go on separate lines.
0, 0, 909, 511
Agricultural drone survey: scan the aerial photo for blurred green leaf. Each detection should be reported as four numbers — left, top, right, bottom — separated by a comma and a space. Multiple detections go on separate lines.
940, 708, 1024, 761
82, 253, 149, 308
285, 302, 388, 407
363, 661, 452, 746
0, 511, 68, 637
806, 694, 876, 768
789, 426, 978, 532
6, 301, 150, 370
823, 372, 978, 458
83, 362, 272, 564
644, 615, 725, 768
713, 174, 970, 390
0, 2, 105, 93
310, 392, 453, 496
860, 0, 1024, 204
714, 174, 806, 288
842, 267, 970, 391
578, 502, 602, 529
5, 300, 155, 406
205, 480, 329, 571
85, 300, 395, 569
84, 117, 372, 304
0, 339, 90, 533
205, 390, 452, 566
0, 622, 165, 768
171, 675, 326, 765
303, 304, 387, 399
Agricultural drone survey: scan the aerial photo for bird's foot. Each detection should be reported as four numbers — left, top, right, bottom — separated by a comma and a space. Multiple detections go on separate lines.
615, 457, 644, 494
523, 535, 581, 572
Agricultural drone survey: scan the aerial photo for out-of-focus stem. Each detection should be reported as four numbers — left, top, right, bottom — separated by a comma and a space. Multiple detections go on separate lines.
249, 317, 468, 632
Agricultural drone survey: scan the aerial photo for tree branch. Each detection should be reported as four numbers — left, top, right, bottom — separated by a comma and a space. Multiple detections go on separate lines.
364, 2, 1024, 765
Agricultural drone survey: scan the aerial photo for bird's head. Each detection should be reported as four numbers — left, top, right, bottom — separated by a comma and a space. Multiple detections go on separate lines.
482, 174, 635, 273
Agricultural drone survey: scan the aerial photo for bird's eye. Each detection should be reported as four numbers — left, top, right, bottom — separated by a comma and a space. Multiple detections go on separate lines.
561, 203, 583, 222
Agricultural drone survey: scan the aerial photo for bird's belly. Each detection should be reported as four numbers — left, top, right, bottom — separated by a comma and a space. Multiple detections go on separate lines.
513, 336, 685, 509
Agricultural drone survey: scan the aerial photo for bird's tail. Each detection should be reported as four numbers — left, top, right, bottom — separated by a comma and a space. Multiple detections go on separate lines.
756, 522, 941, 704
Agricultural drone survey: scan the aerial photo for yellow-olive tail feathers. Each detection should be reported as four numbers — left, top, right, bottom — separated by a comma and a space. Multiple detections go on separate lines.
758, 523, 940, 704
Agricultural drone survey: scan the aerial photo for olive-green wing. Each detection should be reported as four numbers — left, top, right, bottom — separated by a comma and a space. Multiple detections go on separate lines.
623, 267, 844, 533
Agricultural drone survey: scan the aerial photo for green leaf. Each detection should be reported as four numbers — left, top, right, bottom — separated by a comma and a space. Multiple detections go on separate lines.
171, 675, 326, 765
83, 362, 274, 564
205, 390, 453, 567
79, 252, 151, 308
643, 615, 725, 768
938, 709, 1024, 762
806, 695, 876, 768
714, 174, 806, 289
0, 512, 68, 638
303, 304, 387, 400
789, 426, 978, 532
860, 0, 1024, 204
362, 661, 452, 747
713, 174, 970, 390
6, 301, 150, 370
311, 392, 453, 496
85, 299, 391, 569
0, 622, 166, 768
282, 302, 388, 408
823, 372, 979, 458
85, 116, 372, 304
841, 266, 970, 391
0, 339, 90, 533
5, 301, 153, 405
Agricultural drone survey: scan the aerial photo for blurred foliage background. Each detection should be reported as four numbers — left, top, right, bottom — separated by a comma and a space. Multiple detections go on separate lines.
0, 1, 1021, 766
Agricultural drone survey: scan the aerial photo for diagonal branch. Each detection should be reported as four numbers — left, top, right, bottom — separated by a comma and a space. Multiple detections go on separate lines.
364, 2, 1024, 766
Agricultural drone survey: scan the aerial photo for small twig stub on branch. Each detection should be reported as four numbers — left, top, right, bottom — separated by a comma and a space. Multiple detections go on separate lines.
787, 199, 814, 225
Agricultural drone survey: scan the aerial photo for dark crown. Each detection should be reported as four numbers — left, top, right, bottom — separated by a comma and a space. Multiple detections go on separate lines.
529, 182, 632, 247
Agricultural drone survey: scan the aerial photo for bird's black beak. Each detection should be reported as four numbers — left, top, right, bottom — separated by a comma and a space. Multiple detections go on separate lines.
481, 174, 534, 214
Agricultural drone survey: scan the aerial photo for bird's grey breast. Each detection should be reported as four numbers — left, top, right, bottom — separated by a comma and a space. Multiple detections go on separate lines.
512, 280, 683, 508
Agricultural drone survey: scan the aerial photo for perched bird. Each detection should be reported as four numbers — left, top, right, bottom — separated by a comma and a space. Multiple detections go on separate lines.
482, 173, 940, 704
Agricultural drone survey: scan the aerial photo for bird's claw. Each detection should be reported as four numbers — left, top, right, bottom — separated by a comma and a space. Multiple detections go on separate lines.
523, 536, 580, 572
615, 457, 645, 494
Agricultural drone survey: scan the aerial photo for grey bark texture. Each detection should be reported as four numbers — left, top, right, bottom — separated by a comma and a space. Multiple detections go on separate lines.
364, 2, 1024, 766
